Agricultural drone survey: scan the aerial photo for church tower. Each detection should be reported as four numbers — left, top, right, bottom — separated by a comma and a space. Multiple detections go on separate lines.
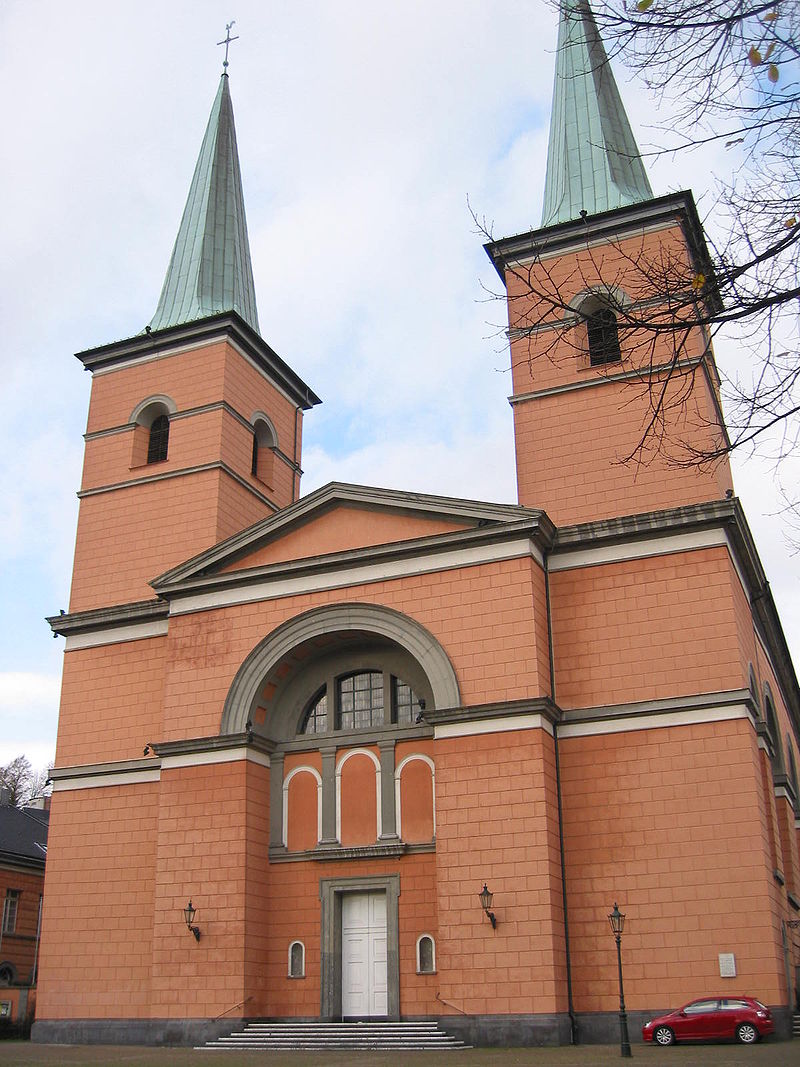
486, 0, 733, 526
68, 72, 320, 614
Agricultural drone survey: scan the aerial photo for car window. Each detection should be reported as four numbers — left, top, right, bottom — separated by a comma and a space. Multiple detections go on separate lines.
683, 1000, 718, 1014
720, 999, 749, 1010
754, 1000, 768, 1012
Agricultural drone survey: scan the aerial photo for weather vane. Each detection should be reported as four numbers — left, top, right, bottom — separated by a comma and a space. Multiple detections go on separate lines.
217, 21, 239, 71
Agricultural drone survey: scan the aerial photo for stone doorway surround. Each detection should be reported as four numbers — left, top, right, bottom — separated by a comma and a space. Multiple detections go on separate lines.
319, 874, 400, 1020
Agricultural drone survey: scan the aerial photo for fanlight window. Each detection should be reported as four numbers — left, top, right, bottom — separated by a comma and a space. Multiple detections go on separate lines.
339, 672, 384, 730
303, 689, 328, 735
301, 672, 421, 735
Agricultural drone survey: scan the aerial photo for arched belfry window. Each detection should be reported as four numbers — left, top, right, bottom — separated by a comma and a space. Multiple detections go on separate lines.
147, 414, 169, 464
748, 664, 761, 717
251, 414, 277, 485
586, 304, 621, 366
764, 687, 785, 777
129, 396, 176, 468
786, 737, 799, 807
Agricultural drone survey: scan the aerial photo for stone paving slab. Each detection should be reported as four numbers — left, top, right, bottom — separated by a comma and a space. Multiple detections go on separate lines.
1, 1040, 797, 1067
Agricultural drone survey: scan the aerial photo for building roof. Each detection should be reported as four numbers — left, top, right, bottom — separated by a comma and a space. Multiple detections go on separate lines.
147, 74, 260, 334
541, 0, 653, 227
0, 802, 49, 870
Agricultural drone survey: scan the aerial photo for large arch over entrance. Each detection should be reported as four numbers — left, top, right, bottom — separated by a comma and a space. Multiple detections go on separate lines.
220, 602, 461, 735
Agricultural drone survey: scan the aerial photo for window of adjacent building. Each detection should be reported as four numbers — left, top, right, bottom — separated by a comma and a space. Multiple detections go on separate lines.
300, 672, 421, 735
586, 305, 621, 366
288, 940, 305, 978
2, 890, 19, 934
416, 934, 435, 974
147, 413, 170, 464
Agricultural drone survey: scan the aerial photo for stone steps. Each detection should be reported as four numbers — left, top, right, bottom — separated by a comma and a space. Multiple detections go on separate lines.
197, 1020, 469, 1051
792, 1013, 800, 1038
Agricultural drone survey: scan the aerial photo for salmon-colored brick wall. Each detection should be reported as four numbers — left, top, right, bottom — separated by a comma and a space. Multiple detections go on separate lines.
434, 727, 567, 1015
504, 224, 732, 523
261, 851, 438, 1018
160, 556, 549, 743
559, 718, 787, 1011
69, 468, 273, 612
244, 761, 270, 1015
0, 866, 43, 984
36, 785, 158, 1019
550, 547, 746, 709
220, 507, 470, 573
513, 378, 731, 525
151, 762, 249, 1019
506, 230, 710, 389
55, 637, 167, 766
70, 336, 305, 613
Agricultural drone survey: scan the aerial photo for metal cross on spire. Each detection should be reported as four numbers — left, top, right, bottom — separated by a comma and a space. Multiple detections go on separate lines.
217, 21, 239, 71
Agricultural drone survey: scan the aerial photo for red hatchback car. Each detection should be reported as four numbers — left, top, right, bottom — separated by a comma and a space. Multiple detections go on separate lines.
642, 996, 774, 1045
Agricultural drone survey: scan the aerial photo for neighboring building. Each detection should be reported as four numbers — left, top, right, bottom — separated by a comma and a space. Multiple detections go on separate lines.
34, 0, 800, 1048
0, 789, 48, 1031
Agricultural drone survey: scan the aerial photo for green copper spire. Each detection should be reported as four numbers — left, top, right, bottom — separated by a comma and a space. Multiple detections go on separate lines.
148, 74, 259, 334
541, 0, 653, 228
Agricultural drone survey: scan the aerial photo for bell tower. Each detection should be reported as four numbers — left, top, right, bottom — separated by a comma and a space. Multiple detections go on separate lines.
486, 0, 732, 526
68, 73, 320, 614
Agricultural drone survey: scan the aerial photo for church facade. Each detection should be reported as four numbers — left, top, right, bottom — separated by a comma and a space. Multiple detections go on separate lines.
34, 2, 800, 1047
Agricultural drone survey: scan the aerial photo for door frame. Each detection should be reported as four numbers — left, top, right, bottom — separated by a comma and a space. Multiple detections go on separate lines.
320, 874, 400, 1020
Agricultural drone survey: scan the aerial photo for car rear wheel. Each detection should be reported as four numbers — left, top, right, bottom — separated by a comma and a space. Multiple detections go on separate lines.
653, 1026, 675, 1046
736, 1022, 759, 1044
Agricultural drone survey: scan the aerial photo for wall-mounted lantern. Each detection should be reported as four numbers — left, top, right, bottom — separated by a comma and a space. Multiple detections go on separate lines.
183, 900, 201, 941
479, 884, 497, 929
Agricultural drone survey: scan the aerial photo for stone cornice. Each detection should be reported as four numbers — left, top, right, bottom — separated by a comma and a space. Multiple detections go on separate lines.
47, 599, 169, 638
152, 481, 551, 588
152, 515, 553, 600
484, 191, 722, 317
424, 695, 562, 728
75, 312, 321, 411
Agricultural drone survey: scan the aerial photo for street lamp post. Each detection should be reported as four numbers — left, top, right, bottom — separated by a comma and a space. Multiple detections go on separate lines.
608, 902, 632, 1058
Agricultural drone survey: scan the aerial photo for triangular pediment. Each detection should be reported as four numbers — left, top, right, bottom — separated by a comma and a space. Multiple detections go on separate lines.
152, 482, 549, 593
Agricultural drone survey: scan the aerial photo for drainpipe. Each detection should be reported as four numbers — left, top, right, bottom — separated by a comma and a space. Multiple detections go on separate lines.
545, 552, 577, 1045
292, 406, 300, 503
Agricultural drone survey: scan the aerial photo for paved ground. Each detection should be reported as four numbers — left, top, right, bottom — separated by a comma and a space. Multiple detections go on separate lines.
0, 1042, 797, 1067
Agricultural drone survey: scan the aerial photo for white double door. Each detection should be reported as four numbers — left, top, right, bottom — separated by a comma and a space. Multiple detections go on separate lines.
341, 891, 388, 1017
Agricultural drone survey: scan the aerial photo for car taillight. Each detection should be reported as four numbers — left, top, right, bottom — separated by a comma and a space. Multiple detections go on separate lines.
756, 1011, 767, 1018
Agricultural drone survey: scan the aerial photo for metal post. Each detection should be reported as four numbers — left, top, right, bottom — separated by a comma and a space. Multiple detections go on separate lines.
615, 931, 632, 1057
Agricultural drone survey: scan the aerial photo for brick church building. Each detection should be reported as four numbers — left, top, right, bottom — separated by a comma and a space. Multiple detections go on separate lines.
34, 1, 800, 1047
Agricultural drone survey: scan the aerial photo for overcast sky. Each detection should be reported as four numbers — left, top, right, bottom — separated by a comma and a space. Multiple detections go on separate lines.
1, 0, 798, 772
